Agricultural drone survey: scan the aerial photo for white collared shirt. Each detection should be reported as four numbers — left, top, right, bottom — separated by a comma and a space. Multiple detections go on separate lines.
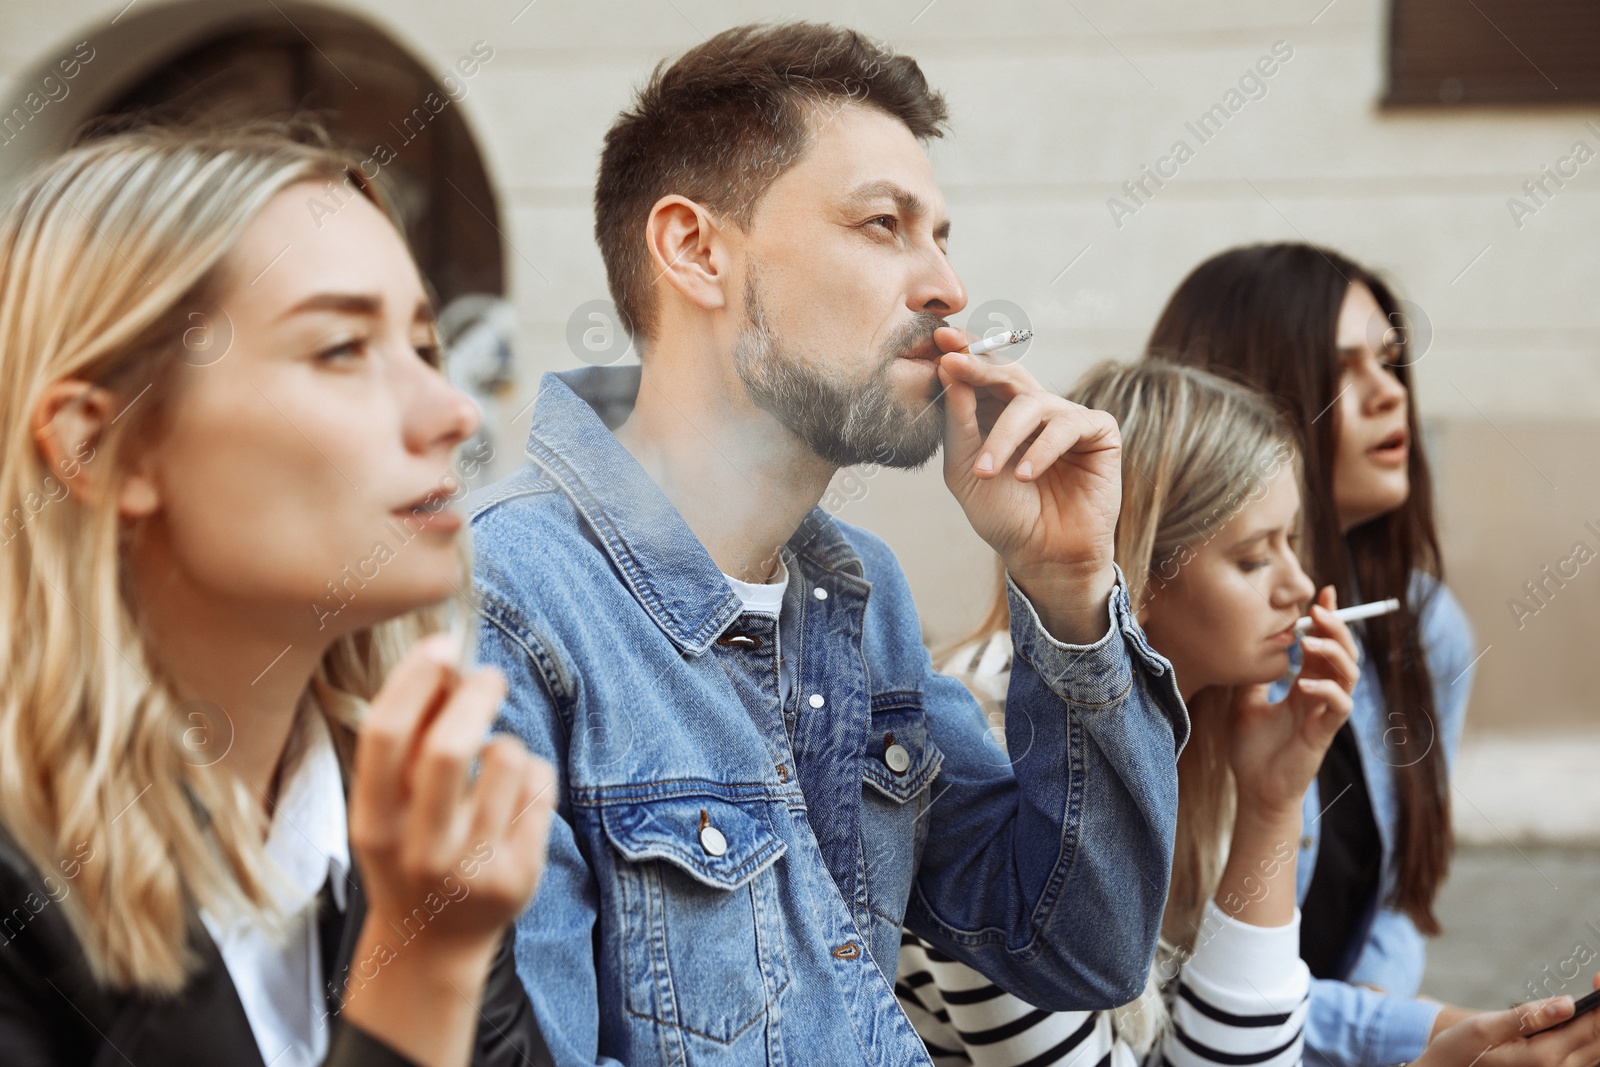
200, 709, 350, 1067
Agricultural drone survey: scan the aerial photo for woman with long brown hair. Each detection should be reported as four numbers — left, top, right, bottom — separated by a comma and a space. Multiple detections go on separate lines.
898, 362, 1599, 1067
1146, 242, 1477, 1067
0, 126, 556, 1066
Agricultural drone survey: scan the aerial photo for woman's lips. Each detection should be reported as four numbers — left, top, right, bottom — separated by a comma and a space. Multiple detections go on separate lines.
395, 507, 463, 532
393, 487, 463, 532
1367, 431, 1409, 469
1266, 624, 1298, 648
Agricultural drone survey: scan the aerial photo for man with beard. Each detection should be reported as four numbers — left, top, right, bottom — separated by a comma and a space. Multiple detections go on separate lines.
470, 22, 1187, 1066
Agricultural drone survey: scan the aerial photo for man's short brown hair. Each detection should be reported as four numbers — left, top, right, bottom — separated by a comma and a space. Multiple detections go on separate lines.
594, 22, 949, 341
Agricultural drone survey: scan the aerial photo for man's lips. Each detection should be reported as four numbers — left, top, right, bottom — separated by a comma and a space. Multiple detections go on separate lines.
898, 338, 944, 362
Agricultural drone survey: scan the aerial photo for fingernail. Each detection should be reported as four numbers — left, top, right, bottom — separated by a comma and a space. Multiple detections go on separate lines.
976, 452, 994, 473
1017, 460, 1034, 479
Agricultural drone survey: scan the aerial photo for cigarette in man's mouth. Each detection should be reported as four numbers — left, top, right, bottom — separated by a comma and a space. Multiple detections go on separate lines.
1294, 597, 1401, 634
959, 328, 1033, 358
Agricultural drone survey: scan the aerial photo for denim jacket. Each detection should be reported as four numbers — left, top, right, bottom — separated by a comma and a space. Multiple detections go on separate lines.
1295, 574, 1476, 1067
469, 366, 1189, 1066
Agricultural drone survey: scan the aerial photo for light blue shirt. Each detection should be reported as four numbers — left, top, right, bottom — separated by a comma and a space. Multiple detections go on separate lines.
1295, 574, 1477, 1067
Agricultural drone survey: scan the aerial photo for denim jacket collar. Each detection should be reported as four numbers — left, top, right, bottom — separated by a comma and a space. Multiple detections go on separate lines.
524, 366, 865, 654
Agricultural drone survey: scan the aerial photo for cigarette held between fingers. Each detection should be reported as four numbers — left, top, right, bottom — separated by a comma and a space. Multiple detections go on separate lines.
960, 328, 1033, 358
1293, 597, 1401, 634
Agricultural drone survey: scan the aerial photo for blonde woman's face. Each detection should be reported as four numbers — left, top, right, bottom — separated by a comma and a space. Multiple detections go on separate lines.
134, 180, 478, 636
1139, 468, 1316, 700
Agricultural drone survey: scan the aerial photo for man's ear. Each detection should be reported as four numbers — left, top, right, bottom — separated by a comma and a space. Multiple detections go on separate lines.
30, 380, 160, 518
644, 195, 729, 314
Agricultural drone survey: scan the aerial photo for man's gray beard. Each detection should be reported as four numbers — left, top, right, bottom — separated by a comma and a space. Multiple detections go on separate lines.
731, 276, 946, 470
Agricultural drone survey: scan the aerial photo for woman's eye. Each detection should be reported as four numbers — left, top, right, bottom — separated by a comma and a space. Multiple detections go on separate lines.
1238, 557, 1270, 573
414, 343, 442, 368
316, 338, 367, 364
866, 215, 898, 235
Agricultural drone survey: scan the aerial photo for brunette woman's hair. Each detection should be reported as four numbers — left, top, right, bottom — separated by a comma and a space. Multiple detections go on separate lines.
1144, 241, 1451, 934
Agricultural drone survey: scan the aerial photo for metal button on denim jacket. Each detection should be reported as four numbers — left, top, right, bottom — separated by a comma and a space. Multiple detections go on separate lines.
469, 367, 1189, 1066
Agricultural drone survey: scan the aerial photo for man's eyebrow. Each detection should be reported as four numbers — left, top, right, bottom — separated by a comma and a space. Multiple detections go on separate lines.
842, 180, 951, 242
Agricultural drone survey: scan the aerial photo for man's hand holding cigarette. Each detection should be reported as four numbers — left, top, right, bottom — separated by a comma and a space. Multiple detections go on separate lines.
933, 324, 1121, 646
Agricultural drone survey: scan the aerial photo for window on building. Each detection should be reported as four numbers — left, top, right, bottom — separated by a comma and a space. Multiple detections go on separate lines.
1386, 0, 1600, 106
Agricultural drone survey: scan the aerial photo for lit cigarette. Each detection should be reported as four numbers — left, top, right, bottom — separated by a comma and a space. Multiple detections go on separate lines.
1294, 597, 1401, 634
962, 328, 1033, 358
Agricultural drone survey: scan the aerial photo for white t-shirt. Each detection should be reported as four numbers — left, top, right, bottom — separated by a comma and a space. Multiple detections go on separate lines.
200, 709, 349, 1067
723, 558, 791, 704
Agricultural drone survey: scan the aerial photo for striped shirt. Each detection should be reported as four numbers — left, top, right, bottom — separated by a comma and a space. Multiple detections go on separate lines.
898, 900, 1309, 1067
903, 635, 1310, 1067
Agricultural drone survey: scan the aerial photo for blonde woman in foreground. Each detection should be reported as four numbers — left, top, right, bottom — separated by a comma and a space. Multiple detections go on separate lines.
0, 127, 556, 1066
899, 362, 1600, 1067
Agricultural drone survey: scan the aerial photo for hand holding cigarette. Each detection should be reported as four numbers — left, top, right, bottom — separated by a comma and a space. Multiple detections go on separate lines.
933, 322, 1122, 645
1294, 597, 1400, 634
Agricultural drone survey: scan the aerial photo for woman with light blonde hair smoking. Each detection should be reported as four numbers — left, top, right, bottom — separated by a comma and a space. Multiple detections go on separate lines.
0, 126, 555, 1066
898, 361, 1600, 1067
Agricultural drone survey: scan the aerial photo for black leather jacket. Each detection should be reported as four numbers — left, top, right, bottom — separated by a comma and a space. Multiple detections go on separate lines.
0, 824, 553, 1066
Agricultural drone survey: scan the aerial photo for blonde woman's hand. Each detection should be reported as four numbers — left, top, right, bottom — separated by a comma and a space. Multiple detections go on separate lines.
1228, 586, 1359, 817
342, 632, 557, 1067
1414, 988, 1600, 1067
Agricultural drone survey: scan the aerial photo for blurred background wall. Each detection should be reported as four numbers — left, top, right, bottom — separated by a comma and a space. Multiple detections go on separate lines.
2, 0, 1596, 840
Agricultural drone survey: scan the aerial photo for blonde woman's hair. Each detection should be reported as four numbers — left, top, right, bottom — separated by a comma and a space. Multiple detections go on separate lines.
1068, 360, 1299, 946
0, 125, 460, 993
956, 360, 1300, 1050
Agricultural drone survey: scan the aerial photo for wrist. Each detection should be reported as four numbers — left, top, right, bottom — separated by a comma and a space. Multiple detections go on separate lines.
346, 912, 499, 999
1231, 800, 1303, 840
340, 916, 498, 1067
1007, 560, 1116, 645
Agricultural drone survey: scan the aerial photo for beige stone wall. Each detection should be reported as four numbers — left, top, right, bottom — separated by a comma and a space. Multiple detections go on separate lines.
4, 0, 1599, 747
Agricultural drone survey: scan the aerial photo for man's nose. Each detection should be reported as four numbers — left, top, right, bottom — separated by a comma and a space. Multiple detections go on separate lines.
909, 254, 967, 318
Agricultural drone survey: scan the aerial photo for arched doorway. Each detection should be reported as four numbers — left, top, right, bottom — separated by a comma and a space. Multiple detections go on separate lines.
2, 0, 515, 483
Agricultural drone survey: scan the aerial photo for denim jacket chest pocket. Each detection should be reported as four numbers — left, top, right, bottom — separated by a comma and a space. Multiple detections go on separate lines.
598, 792, 791, 1050
857, 692, 943, 969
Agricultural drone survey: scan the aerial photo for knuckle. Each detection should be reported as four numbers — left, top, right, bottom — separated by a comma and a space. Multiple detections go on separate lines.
401, 849, 447, 885
360, 723, 404, 752
422, 738, 476, 773
349, 822, 394, 858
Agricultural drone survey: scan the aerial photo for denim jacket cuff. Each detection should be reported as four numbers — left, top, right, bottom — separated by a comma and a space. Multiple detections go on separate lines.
1006, 562, 1170, 707
1369, 993, 1440, 1066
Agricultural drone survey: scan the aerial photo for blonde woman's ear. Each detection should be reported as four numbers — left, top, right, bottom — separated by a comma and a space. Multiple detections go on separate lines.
30, 379, 159, 517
